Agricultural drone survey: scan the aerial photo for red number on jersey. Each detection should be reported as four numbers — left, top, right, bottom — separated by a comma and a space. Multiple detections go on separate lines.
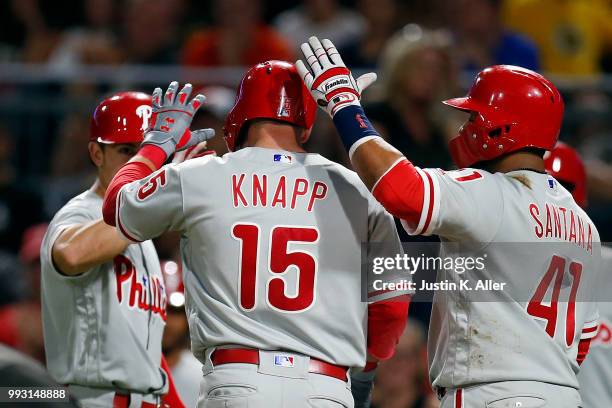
269, 226, 318, 311
452, 170, 483, 183
232, 224, 319, 312
137, 170, 166, 201
527, 255, 583, 347
232, 224, 259, 310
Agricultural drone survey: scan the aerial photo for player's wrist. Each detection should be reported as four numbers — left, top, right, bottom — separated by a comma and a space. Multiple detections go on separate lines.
332, 105, 381, 153
328, 97, 362, 117
138, 144, 168, 169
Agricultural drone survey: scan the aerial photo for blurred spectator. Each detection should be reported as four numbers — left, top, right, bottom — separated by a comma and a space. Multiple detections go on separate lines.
0, 224, 47, 363
274, 0, 365, 53
339, 0, 401, 69
448, 0, 539, 72
562, 90, 612, 240
365, 25, 458, 169
121, 0, 184, 64
0, 252, 25, 308
0, 126, 45, 253
47, 0, 120, 69
192, 86, 236, 155
45, 113, 96, 217
371, 319, 438, 408
10, 0, 61, 63
182, 0, 293, 66
161, 260, 202, 408
503, 0, 612, 75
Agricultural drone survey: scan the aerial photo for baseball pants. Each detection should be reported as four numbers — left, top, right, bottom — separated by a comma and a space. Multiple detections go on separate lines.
439, 381, 582, 408
198, 350, 354, 408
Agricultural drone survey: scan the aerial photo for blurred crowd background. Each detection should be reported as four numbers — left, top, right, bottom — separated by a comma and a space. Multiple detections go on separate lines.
1, 0, 612, 407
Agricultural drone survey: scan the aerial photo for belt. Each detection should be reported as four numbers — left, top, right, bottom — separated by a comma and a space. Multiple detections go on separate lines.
112, 393, 159, 408
211, 348, 348, 382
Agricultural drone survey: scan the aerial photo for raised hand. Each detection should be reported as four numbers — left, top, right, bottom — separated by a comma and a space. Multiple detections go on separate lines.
296, 36, 377, 117
143, 82, 215, 158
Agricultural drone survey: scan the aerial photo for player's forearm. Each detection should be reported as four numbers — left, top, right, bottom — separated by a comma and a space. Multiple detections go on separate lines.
102, 145, 163, 226
333, 105, 405, 190
333, 106, 425, 224
52, 220, 129, 276
367, 296, 410, 360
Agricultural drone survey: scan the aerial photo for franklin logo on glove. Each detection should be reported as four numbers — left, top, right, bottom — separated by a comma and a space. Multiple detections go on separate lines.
325, 78, 350, 91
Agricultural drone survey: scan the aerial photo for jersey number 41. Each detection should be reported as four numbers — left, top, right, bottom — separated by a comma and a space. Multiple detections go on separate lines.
527, 255, 583, 347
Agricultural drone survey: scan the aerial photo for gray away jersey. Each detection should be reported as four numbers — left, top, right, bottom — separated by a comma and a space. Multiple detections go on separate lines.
115, 147, 406, 368
577, 245, 612, 408
402, 167, 601, 390
41, 189, 167, 394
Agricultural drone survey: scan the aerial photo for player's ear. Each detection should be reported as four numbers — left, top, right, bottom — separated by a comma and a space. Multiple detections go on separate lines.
88, 141, 104, 168
299, 128, 312, 145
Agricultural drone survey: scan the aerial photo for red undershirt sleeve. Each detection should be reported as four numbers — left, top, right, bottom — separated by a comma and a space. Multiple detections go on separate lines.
102, 145, 167, 226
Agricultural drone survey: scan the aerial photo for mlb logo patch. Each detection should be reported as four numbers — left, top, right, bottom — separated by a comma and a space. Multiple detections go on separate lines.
274, 154, 292, 164
274, 355, 294, 368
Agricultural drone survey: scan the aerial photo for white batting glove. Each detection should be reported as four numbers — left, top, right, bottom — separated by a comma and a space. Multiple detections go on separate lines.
296, 36, 377, 117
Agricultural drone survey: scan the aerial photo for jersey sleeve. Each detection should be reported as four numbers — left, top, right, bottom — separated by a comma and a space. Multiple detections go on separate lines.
366, 196, 413, 302
402, 168, 505, 242
42, 204, 97, 281
115, 164, 186, 242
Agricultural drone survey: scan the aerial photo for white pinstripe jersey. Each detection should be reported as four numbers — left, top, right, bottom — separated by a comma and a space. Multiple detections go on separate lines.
402, 167, 601, 389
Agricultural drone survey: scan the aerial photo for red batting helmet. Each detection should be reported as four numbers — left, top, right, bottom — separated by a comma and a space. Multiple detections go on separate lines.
544, 142, 587, 208
90, 92, 152, 144
224, 60, 317, 151
443, 65, 564, 168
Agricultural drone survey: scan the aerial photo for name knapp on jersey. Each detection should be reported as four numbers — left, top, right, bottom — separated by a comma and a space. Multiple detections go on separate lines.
232, 173, 328, 211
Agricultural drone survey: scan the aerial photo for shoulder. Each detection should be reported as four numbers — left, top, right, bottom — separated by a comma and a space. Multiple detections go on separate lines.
317, 157, 368, 189
51, 190, 101, 224
429, 167, 498, 186
166, 154, 222, 178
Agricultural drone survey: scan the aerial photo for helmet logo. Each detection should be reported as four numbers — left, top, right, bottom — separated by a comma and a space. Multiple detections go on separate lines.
277, 86, 291, 118
136, 105, 153, 131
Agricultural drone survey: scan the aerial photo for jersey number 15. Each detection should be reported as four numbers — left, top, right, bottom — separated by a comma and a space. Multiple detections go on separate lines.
232, 223, 319, 313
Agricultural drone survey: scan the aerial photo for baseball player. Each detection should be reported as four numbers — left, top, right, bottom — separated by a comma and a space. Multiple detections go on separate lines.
40, 92, 184, 408
545, 143, 612, 407
101, 61, 411, 407
297, 36, 602, 407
